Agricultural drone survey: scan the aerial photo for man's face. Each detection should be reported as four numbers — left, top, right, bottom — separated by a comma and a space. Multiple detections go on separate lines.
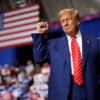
60, 12, 80, 36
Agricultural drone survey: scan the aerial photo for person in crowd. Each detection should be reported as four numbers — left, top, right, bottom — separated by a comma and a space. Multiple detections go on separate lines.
27, 71, 34, 86
41, 62, 51, 76
1, 64, 11, 83
13, 60, 20, 68
6, 82, 14, 92
18, 66, 26, 82
6, 73, 12, 84
34, 63, 41, 74
21, 85, 31, 100
10, 66, 17, 77
26, 60, 34, 76
0, 71, 3, 84
32, 8, 100, 100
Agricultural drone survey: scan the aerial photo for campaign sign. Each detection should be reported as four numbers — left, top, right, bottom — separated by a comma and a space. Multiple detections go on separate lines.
30, 83, 48, 94
36, 98, 45, 100
1, 68, 11, 75
12, 87, 23, 98
41, 67, 50, 75
1, 92, 12, 100
11, 78, 18, 83
28, 75, 33, 81
30, 93, 39, 100
33, 73, 49, 83
39, 89, 48, 98
0, 93, 1, 100
21, 78, 30, 85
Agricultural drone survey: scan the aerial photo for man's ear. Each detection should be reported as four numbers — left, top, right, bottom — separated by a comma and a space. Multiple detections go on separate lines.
77, 18, 81, 26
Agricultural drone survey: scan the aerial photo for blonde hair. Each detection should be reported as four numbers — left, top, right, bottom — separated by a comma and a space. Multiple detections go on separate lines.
58, 8, 80, 19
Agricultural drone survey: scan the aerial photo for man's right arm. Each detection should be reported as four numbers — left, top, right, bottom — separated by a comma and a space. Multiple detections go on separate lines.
32, 22, 50, 64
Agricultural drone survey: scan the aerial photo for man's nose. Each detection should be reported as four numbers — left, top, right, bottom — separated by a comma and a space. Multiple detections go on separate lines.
64, 20, 68, 26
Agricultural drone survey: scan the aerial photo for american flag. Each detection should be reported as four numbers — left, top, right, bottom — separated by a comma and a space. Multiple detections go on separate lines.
0, 3, 39, 49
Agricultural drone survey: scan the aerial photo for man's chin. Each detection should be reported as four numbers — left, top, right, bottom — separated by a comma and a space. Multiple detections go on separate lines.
65, 32, 74, 36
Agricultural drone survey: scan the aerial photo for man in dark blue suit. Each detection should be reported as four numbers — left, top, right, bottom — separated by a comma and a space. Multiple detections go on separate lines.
32, 8, 100, 100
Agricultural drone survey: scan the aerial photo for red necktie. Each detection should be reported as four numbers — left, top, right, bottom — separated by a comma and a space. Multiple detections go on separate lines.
71, 36, 83, 85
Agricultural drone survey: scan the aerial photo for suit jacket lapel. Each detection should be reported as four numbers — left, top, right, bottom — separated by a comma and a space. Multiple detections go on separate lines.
59, 33, 90, 72
82, 33, 91, 70
59, 36, 71, 70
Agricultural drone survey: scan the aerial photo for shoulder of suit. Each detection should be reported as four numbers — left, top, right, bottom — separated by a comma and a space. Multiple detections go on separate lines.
47, 36, 65, 46
48, 36, 64, 42
82, 34, 100, 42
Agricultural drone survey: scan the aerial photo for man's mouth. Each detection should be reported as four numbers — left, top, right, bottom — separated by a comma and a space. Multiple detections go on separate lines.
65, 26, 70, 29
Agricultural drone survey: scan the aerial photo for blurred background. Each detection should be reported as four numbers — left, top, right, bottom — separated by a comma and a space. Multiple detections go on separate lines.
0, 0, 100, 100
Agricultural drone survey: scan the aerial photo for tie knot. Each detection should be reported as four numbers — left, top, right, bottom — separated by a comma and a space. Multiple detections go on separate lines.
71, 36, 76, 39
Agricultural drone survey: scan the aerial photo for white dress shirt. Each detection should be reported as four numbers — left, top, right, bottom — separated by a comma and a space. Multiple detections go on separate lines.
67, 30, 82, 75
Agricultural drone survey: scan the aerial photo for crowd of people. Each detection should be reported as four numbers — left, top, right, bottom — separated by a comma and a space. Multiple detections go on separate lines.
0, 60, 50, 100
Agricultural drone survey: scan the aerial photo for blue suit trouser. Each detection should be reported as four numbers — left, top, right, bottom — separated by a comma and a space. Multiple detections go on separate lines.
68, 82, 87, 100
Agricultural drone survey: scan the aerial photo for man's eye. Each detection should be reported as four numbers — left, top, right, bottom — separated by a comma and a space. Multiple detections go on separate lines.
61, 20, 64, 23
67, 18, 71, 21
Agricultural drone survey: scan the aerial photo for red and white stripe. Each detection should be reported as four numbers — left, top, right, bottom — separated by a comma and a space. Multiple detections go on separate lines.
0, 3, 39, 49
71, 36, 83, 86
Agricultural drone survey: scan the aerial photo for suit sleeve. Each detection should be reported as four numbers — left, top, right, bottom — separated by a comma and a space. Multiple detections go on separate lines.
99, 40, 100, 79
31, 34, 50, 64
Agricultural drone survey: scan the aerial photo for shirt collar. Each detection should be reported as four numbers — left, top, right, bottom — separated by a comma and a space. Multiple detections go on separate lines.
66, 30, 81, 41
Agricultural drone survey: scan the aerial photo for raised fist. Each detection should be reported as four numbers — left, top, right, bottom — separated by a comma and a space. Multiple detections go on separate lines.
36, 22, 49, 33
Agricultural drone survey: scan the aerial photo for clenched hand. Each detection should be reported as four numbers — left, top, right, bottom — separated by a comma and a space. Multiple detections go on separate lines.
36, 22, 49, 33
